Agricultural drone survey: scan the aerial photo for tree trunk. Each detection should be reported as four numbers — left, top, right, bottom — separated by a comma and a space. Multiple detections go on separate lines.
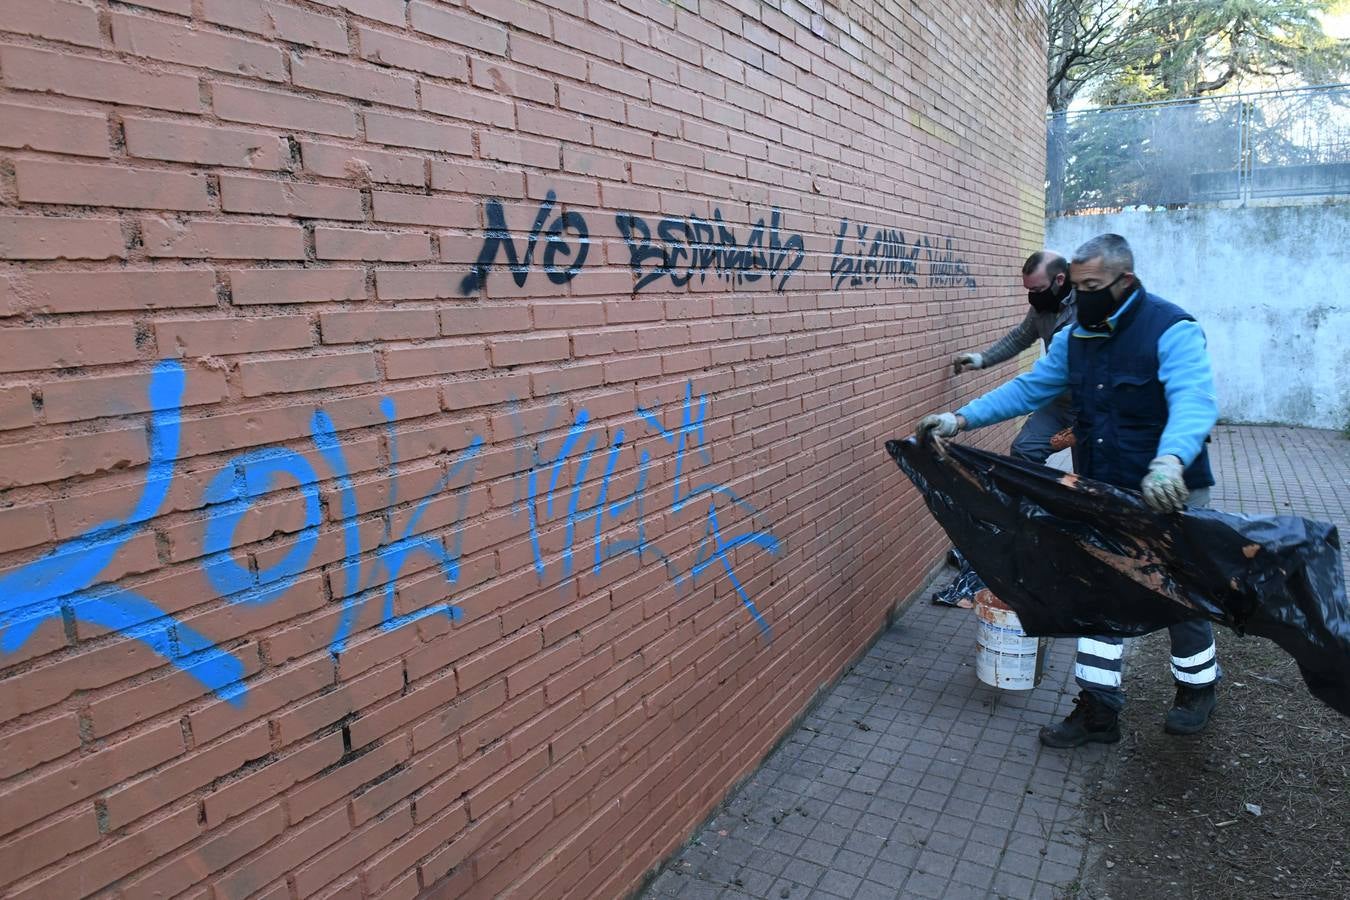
1046, 111, 1068, 214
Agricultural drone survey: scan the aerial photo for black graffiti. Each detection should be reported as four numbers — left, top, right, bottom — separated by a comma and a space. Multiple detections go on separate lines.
459, 191, 589, 295
923, 236, 977, 289
616, 208, 805, 292
828, 220, 921, 290
829, 219, 977, 291
457, 193, 976, 297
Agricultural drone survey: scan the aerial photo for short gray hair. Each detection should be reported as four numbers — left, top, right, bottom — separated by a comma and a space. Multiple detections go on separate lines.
1072, 233, 1133, 273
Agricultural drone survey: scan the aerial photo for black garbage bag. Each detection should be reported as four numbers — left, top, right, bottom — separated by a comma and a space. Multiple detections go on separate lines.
886, 437, 1350, 718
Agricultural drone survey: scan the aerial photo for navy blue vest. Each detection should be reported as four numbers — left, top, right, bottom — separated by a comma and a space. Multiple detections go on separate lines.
1067, 290, 1214, 492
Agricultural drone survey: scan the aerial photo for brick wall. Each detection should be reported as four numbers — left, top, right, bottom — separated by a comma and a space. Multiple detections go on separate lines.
0, 1, 1045, 897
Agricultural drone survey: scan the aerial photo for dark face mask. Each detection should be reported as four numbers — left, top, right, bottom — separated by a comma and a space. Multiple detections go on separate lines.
1027, 277, 1067, 313
1075, 274, 1129, 328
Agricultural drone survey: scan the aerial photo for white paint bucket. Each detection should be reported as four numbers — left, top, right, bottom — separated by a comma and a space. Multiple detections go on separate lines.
974, 589, 1048, 691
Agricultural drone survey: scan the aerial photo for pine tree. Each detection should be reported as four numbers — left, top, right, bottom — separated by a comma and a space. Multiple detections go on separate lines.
1047, 0, 1350, 111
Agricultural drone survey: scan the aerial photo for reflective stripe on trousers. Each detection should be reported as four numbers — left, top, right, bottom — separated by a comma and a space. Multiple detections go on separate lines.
1074, 487, 1218, 710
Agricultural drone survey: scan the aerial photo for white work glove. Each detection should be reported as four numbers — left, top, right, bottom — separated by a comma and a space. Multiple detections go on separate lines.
952, 352, 984, 374
916, 412, 962, 443
1141, 455, 1189, 513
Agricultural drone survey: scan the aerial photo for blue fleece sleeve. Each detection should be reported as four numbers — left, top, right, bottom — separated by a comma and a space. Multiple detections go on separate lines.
1155, 320, 1219, 465
957, 327, 1072, 428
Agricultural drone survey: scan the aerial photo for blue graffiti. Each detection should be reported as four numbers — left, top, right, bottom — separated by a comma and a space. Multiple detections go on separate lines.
1, 364, 781, 701
522, 384, 781, 636
0, 362, 481, 703
202, 448, 323, 606
638, 384, 781, 635
0, 362, 248, 704
192, 399, 482, 658
315, 404, 481, 655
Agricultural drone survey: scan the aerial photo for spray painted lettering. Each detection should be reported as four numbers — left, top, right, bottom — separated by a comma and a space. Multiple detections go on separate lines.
458, 190, 589, 295
457, 192, 980, 296
0, 363, 780, 701
828, 220, 921, 290
616, 208, 806, 292
923, 236, 978, 289
829, 219, 978, 291
522, 384, 780, 635
0, 362, 480, 704
0, 363, 250, 700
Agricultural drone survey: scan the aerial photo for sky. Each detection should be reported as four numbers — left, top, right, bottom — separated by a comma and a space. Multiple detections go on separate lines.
1325, 12, 1350, 39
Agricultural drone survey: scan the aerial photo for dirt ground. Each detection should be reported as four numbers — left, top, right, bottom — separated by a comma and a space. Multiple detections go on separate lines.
1071, 627, 1350, 899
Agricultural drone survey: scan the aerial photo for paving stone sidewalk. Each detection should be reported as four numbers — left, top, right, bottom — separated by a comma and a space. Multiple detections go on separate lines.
640, 425, 1350, 900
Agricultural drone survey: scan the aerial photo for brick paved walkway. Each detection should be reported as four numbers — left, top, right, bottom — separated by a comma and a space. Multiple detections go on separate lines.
639, 426, 1350, 900
1209, 425, 1350, 580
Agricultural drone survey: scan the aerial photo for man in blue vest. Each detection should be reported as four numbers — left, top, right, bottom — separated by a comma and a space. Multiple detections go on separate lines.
916, 233, 1221, 747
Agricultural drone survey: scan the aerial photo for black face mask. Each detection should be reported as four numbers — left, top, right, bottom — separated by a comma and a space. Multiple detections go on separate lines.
1075, 274, 1129, 328
1027, 277, 1068, 313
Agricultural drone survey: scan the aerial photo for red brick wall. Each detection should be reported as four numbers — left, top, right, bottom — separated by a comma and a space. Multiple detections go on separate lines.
0, 1, 1045, 897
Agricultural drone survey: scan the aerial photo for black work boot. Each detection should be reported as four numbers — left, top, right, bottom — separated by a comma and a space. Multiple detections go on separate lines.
1164, 684, 1217, 735
1039, 690, 1121, 748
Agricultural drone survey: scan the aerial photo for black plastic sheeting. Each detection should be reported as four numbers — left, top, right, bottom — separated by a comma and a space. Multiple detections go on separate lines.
887, 437, 1350, 718
932, 553, 985, 608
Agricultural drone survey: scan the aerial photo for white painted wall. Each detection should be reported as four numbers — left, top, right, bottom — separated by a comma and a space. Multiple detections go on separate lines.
1047, 204, 1350, 429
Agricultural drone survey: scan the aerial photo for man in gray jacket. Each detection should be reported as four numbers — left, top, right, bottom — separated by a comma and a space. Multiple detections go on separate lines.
952, 250, 1077, 464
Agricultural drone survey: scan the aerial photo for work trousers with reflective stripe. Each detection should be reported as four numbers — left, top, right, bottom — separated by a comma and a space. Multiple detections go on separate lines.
1073, 487, 1219, 712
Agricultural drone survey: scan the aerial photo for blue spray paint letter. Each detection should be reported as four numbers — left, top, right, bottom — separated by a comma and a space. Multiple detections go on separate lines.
202, 449, 322, 606
0, 361, 249, 704
639, 384, 782, 636
520, 383, 782, 635
319, 405, 483, 655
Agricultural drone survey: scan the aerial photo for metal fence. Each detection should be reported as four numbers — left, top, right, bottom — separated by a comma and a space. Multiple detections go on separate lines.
1047, 84, 1350, 215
